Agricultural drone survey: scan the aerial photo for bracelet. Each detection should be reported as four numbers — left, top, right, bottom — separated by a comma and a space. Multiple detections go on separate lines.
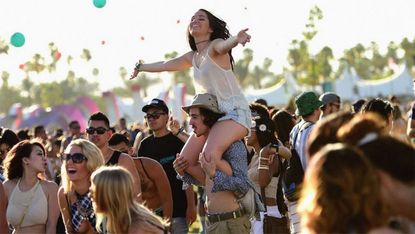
134, 59, 144, 71
259, 162, 269, 167
175, 127, 184, 136
258, 166, 269, 170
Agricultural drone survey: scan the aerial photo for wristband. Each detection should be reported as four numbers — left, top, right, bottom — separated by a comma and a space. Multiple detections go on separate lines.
258, 166, 269, 170
135, 59, 144, 71
175, 127, 184, 136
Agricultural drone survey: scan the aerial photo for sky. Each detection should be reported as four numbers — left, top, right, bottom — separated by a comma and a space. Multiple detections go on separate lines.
0, 0, 414, 95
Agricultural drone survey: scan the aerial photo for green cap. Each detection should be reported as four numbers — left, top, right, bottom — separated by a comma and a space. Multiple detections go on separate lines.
295, 91, 324, 116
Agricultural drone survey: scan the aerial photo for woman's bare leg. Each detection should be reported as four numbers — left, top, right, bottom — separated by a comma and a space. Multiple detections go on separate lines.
181, 133, 206, 166
203, 120, 248, 176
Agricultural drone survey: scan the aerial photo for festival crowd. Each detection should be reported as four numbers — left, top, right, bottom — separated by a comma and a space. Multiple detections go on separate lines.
1, 8, 414, 234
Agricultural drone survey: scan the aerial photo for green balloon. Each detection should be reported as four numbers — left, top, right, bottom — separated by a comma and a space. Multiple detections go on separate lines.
10, 32, 25, 47
93, 0, 106, 8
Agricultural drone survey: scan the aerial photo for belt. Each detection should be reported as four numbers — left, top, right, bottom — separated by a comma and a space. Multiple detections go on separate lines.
207, 208, 245, 223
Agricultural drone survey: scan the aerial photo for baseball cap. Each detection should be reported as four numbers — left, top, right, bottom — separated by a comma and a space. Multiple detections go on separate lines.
182, 93, 223, 114
141, 98, 169, 113
319, 92, 341, 106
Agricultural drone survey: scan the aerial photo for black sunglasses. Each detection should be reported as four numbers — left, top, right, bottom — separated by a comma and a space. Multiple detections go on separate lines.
86, 127, 108, 135
144, 112, 166, 120
62, 153, 87, 163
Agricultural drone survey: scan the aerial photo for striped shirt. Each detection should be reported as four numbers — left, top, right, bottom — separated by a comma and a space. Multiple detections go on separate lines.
289, 120, 315, 171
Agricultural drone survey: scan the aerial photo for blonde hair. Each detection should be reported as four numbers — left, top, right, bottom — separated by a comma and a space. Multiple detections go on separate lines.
299, 143, 388, 233
91, 166, 168, 234
61, 139, 104, 193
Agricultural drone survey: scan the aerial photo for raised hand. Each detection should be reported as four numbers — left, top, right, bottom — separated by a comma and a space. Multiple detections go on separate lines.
259, 143, 277, 166
168, 116, 180, 135
237, 28, 251, 46
130, 68, 139, 80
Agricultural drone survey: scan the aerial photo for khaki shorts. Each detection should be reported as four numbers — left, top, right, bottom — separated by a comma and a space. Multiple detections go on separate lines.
206, 216, 251, 234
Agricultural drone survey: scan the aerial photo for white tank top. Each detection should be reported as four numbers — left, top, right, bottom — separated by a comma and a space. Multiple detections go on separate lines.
6, 179, 48, 228
192, 51, 250, 113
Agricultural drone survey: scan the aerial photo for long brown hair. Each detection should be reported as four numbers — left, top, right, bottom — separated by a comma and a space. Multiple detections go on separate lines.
187, 9, 235, 70
299, 144, 388, 233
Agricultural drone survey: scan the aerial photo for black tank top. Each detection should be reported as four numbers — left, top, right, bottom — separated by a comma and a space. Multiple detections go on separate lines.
106, 151, 122, 166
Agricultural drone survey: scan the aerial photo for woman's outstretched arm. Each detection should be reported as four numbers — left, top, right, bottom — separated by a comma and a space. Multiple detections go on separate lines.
211, 28, 251, 56
130, 51, 194, 79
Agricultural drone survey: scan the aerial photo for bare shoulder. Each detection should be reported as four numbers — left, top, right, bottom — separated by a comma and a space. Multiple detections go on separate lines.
40, 179, 58, 194
2, 179, 18, 195
183, 51, 195, 62
57, 186, 66, 198
118, 153, 134, 164
138, 157, 162, 169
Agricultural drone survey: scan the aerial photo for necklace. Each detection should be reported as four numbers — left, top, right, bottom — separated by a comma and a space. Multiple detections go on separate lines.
195, 39, 210, 45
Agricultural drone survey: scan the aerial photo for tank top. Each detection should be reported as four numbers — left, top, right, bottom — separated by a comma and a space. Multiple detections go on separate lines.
106, 150, 122, 166
247, 155, 279, 199
6, 179, 48, 228
192, 51, 250, 113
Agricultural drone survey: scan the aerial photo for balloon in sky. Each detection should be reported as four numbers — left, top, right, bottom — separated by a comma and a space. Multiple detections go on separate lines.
93, 0, 106, 8
10, 32, 25, 47
54, 51, 62, 60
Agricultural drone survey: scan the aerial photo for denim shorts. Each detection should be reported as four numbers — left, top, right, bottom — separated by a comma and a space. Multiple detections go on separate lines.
218, 108, 252, 136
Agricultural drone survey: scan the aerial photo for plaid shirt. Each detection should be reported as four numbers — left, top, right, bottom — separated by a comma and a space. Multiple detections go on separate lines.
70, 193, 96, 232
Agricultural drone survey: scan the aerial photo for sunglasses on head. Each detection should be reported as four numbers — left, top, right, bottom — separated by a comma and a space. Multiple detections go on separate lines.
62, 153, 87, 163
86, 127, 108, 135
144, 112, 166, 120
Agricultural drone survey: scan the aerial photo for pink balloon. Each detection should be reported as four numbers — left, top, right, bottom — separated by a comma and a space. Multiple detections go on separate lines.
54, 51, 62, 60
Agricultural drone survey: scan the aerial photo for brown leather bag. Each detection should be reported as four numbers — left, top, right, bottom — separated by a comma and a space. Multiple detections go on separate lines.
261, 187, 290, 234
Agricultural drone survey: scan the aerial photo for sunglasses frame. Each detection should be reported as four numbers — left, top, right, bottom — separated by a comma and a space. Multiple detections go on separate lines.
144, 112, 166, 120
86, 127, 108, 135
63, 153, 87, 163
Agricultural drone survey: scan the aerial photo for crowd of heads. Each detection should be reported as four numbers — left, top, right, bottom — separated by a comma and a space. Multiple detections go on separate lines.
0, 90, 414, 233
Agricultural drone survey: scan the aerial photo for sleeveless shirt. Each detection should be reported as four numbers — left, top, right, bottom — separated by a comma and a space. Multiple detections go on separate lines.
7, 179, 48, 228
192, 51, 250, 114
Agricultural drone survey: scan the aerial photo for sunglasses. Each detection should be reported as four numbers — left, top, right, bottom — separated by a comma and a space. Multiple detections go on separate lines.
86, 127, 108, 135
144, 112, 166, 120
62, 153, 87, 163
